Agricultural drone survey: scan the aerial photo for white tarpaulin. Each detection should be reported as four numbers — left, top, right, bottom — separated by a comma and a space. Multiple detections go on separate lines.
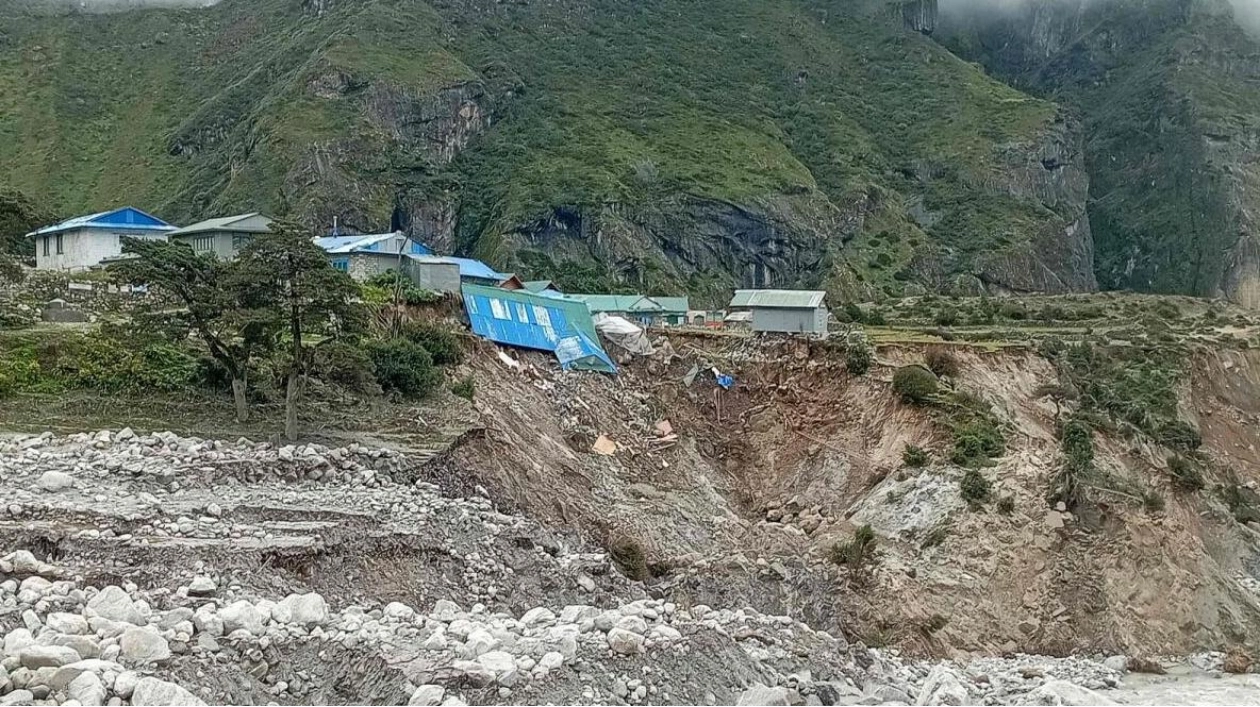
592, 313, 655, 356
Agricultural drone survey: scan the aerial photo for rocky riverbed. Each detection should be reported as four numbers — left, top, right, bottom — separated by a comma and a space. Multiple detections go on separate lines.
0, 430, 1255, 706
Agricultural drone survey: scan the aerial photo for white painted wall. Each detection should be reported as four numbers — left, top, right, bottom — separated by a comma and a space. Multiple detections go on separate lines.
35, 228, 169, 271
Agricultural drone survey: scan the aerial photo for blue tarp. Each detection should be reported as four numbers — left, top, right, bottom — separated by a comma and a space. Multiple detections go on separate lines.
462, 284, 616, 373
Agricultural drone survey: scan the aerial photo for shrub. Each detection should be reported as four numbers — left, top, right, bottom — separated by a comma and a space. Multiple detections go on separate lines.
363, 271, 441, 306
1157, 419, 1201, 451
1037, 336, 1067, 360
934, 308, 959, 326
608, 536, 650, 581
960, 468, 992, 506
902, 444, 929, 467
845, 337, 874, 376
919, 526, 948, 549
925, 346, 960, 377
866, 308, 888, 326
1222, 484, 1260, 525
366, 339, 441, 398
451, 375, 476, 401
920, 614, 949, 636
1141, 490, 1166, 514
950, 418, 1004, 466
892, 365, 938, 404
997, 496, 1015, 514
403, 323, 463, 366
828, 525, 877, 567
311, 341, 377, 392
1167, 455, 1205, 492
840, 302, 865, 324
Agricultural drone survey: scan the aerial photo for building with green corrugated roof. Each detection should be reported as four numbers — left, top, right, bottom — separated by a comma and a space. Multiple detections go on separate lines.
564, 293, 690, 326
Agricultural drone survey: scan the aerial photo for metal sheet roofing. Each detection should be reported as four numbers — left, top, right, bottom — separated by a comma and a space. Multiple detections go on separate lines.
728, 289, 827, 309
523, 280, 557, 293
565, 294, 662, 313
313, 231, 428, 254
407, 255, 505, 281
462, 284, 615, 373
27, 207, 175, 237
168, 213, 272, 236
651, 296, 690, 313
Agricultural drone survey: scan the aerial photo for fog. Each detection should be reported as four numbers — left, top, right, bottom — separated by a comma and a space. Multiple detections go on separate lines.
939, 0, 1260, 34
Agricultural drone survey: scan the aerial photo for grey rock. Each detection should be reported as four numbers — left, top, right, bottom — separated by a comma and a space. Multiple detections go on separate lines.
738, 684, 790, 706
606, 628, 645, 655
1103, 655, 1128, 673
113, 671, 139, 699
49, 660, 124, 692
3, 629, 33, 657
915, 666, 968, 706
186, 577, 216, 597
67, 672, 107, 706
219, 601, 263, 635
36, 471, 74, 492
130, 677, 206, 706
46, 612, 90, 635
613, 615, 648, 635
1019, 680, 1116, 706
86, 587, 144, 625
119, 629, 171, 665
274, 593, 329, 627
18, 646, 80, 669
431, 600, 461, 622
0, 689, 34, 706
409, 685, 445, 706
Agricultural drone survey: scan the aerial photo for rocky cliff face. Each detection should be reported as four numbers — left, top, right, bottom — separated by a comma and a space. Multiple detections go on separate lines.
939, 0, 1260, 306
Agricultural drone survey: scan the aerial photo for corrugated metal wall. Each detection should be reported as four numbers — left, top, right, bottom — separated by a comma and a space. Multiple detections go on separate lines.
751, 307, 828, 337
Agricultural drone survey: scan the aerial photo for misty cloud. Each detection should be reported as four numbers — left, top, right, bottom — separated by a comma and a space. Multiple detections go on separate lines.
939, 0, 1260, 34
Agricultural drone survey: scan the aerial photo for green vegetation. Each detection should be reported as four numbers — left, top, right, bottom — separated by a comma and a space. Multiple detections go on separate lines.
451, 375, 476, 402
1221, 483, 1260, 525
402, 323, 463, 367
843, 332, 875, 376
0, 0, 1064, 298
1051, 417, 1095, 511
1167, 455, 1205, 493
828, 524, 878, 568
902, 444, 929, 468
366, 339, 441, 399
892, 365, 939, 404
949, 417, 1004, 467
363, 271, 442, 307
997, 496, 1015, 515
960, 468, 993, 507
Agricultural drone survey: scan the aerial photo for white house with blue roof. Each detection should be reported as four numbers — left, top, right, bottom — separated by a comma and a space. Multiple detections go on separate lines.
27, 206, 176, 271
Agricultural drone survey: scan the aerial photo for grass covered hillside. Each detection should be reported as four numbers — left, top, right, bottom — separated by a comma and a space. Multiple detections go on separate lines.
0, 0, 1090, 303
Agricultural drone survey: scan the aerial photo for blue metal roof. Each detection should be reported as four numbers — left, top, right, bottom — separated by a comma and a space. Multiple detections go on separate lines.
409, 255, 506, 282
462, 284, 615, 373
27, 207, 175, 237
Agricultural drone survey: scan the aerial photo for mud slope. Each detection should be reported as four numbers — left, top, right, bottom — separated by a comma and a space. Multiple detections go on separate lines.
442, 336, 1260, 657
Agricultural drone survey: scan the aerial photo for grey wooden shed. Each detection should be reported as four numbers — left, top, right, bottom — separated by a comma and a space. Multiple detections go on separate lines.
728, 289, 829, 338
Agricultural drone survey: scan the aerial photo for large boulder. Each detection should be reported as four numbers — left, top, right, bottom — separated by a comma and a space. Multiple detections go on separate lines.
130, 677, 206, 706
35, 471, 74, 493
119, 628, 171, 665
86, 586, 144, 625
430, 600, 461, 622
66, 672, 107, 706
409, 685, 445, 706
737, 684, 790, 706
1019, 680, 1116, 706
916, 666, 969, 706
49, 660, 125, 692
273, 593, 329, 627
3, 629, 33, 657
18, 646, 80, 669
45, 613, 90, 635
219, 601, 264, 636
606, 628, 645, 655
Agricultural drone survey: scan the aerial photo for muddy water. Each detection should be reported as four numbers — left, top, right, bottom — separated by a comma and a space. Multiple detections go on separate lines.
1112, 666, 1260, 705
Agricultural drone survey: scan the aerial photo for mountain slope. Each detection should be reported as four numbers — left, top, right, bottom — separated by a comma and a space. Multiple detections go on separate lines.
939, 0, 1260, 306
0, 0, 1094, 303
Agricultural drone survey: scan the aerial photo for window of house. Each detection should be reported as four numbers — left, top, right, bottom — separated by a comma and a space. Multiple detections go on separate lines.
55, 233, 64, 255
192, 235, 214, 252
231, 234, 252, 251
42, 236, 49, 257
331, 258, 349, 272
